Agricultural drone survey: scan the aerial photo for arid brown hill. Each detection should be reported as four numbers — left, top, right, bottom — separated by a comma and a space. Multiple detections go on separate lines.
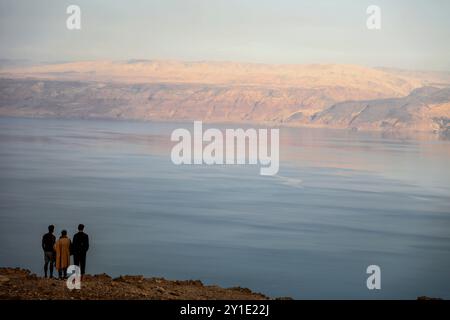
312, 87, 450, 133
1, 61, 449, 133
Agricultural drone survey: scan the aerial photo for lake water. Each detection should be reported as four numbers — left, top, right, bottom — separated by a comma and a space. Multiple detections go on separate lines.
0, 117, 449, 299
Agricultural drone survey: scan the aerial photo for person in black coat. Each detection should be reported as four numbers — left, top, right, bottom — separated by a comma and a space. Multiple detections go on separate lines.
72, 224, 89, 275
42, 225, 56, 278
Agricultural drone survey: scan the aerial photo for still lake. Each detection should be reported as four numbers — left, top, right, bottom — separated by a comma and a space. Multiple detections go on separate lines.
0, 117, 449, 299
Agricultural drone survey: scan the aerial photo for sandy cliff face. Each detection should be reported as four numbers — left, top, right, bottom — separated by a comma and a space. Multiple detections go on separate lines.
0, 61, 449, 133
312, 87, 450, 133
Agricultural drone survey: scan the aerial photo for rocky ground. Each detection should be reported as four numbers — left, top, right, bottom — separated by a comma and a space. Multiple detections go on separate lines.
0, 267, 270, 300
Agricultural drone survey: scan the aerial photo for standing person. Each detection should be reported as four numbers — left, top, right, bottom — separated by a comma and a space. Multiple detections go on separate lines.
42, 225, 56, 278
72, 224, 89, 276
54, 230, 71, 279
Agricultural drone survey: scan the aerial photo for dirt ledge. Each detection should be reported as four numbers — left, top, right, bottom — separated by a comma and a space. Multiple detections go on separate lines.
0, 267, 270, 300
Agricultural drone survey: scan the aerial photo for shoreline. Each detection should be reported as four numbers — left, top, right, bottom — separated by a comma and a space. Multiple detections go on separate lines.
0, 114, 446, 137
0, 268, 443, 300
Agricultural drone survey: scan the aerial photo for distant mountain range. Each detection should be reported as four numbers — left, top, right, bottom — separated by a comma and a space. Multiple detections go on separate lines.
0, 60, 449, 134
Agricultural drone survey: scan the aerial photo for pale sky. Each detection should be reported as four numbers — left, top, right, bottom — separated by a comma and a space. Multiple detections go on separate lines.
0, 0, 449, 70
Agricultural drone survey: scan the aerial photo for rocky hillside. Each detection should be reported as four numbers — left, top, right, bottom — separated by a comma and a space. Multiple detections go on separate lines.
0, 78, 395, 123
0, 268, 269, 300
312, 86, 450, 133
0, 60, 449, 133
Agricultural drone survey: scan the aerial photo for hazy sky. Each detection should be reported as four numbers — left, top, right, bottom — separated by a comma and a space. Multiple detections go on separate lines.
0, 0, 449, 70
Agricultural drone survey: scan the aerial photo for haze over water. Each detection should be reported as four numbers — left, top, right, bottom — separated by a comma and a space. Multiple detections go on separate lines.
0, 117, 449, 299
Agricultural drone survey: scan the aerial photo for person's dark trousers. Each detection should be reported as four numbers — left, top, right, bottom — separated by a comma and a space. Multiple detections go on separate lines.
43, 251, 54, 278
58, 268, 67, 279
74, 252, 87, 275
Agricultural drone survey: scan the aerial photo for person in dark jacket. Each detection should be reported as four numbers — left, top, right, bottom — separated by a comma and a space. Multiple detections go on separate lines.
42, 225, 56, 278
72, 224, 89, 276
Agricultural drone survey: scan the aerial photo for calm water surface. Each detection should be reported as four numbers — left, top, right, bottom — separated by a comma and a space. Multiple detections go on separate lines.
0, 117, 449, 299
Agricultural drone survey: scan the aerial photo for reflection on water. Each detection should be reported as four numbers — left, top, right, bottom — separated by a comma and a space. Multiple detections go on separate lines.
0, 117, 449, 299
